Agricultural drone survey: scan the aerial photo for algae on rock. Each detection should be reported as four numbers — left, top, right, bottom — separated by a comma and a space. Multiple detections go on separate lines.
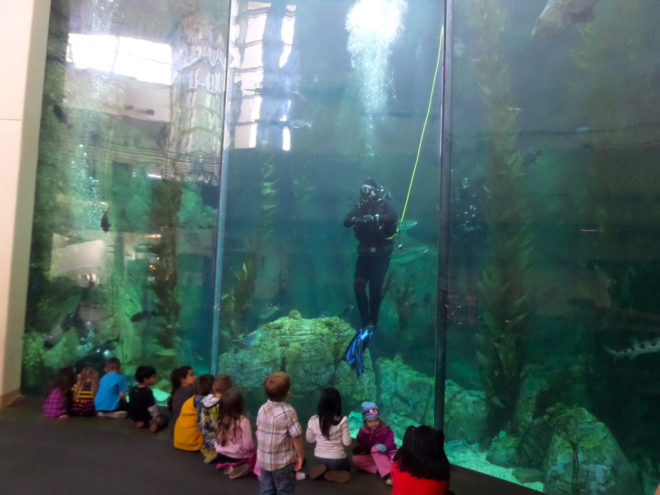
218, 312, 375, 420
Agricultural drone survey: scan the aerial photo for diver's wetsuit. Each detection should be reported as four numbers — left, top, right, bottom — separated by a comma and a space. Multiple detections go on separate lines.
344, 195, 398, 328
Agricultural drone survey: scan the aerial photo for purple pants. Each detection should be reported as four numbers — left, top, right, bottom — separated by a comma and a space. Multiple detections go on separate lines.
352, 446, 395, 478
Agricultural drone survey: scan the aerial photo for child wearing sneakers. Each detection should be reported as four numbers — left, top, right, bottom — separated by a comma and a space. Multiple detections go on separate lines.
306, 387, 352, 483
94, 358, 129, 418
352, 401, 397, 485
256, 372, 305, 494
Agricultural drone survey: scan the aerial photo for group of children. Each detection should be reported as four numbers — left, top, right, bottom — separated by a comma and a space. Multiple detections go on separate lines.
43, 360, 452, 495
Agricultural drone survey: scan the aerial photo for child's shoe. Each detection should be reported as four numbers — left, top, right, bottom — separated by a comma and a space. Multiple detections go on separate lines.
106, 410, 128, 419
384, 476, 393, 486
228, 463, 251, 479
308, 464, 327, 480
324, 470, 351, 483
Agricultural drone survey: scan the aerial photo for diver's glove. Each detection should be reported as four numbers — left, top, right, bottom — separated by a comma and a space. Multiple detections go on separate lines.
375, 444, 388, 453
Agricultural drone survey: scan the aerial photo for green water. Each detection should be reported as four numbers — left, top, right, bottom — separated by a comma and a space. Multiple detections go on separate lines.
23, 0, 660, 493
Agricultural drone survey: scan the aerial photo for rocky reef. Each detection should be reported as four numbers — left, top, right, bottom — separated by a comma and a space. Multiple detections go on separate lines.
218, 311, 376, 419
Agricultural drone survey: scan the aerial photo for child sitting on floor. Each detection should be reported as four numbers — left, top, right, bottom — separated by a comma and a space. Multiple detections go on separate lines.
352, 401, 397, 485
174, 373, 210, 450
306, 387, 352, 483
391, 425, 451, 495
169, 365, 195, 426
72, 366, 98, 417
215, 388, 257, 479
43, 367, 75, 419
127, 365, 168, 432
94, 357, 129, 418
197, 374, 233, 464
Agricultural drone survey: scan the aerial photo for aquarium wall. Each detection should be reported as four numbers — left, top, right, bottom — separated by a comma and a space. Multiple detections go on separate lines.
444, 0, 660, 493
23, 0, 442, 436
21, 0, 660, 493
23, 0, 231, 396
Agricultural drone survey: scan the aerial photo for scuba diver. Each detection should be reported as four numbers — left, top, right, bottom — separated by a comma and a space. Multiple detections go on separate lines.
344, 178, 398, 374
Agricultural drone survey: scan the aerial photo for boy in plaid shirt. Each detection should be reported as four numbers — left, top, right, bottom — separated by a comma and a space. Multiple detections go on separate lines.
256, 372, 304, 494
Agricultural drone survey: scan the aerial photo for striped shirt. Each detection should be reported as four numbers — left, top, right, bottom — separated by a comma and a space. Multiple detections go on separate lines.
256, 400, 302, 471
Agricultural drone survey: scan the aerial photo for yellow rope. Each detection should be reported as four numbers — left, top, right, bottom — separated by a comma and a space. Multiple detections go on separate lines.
387, 24, 445, 240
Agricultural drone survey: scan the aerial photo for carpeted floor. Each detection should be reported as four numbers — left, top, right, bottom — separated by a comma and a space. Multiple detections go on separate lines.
0, 400, 540, 495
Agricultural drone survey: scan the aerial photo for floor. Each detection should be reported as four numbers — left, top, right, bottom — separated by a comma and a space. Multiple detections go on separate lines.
0, 399, 541, 495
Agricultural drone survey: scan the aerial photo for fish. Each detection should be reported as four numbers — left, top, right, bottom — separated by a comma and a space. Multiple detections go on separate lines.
398, 219, 419, 232
339, 304, 355, 320
232, 338, 249, 350
52, 104, 70, 126
391, 245, 432, 265
522, 149, 542, 168
130, 310, 158, 322
532, 0, 600, 39
258, 304, 282, 322
101, 211, 111, 232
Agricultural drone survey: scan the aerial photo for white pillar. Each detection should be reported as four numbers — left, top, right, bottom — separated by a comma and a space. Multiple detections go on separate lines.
0, 0, 50, 407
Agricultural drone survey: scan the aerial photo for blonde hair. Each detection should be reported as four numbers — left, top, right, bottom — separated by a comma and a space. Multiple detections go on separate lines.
74, 366, 99, 401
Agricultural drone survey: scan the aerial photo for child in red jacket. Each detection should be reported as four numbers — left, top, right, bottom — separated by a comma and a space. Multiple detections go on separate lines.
391, 425, 451, 495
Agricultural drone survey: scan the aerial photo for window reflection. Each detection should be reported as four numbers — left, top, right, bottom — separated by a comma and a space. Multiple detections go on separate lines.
227, 1, 298, 150
66, 33, 173, 85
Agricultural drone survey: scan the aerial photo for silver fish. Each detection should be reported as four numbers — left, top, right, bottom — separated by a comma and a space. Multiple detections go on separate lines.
532, 0, 600, 39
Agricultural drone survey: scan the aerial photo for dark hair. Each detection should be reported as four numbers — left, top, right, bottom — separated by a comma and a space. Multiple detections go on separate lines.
393, 425, 450, 481
264, 372, 290, 402
317, 387, 342, 439
49, 366, 75, 394
216, 388, 245, 447
212, 374, 233, 395
168, 366, 193, 410
135, 365, 156, 384
105, 357, 121, 372
194, 374, 215, 396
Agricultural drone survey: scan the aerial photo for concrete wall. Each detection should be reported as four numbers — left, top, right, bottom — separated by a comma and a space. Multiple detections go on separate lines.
0, 0, 50, 407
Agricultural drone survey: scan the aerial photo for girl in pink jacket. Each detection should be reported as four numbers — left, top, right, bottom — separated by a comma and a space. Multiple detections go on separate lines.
215, 388, 258, 479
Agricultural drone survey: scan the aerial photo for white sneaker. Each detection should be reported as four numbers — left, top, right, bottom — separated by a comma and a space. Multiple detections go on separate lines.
96, 411, 107, 418
296, 472, 306, 481
106, 410, 128, 419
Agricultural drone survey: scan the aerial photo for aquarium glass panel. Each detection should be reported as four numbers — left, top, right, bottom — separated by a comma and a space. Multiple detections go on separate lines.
444, 1, 660, 493
216, 0, 443, 435
23, 0, 231, 399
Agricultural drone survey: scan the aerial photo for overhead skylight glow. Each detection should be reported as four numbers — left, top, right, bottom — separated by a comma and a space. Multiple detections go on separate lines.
66, 33, 173, 85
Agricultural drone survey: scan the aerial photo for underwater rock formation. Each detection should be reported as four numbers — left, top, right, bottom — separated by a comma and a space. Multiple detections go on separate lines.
375, 354, 433, 425
444, 380, 488, 444
217, 312, 375, 419
42, 329, 80, 370
543, 406, 640, 495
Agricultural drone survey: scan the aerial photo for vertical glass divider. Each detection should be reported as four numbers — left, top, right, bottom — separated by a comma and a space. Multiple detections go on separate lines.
210, 1, 236, 375
435, 0, 454, 430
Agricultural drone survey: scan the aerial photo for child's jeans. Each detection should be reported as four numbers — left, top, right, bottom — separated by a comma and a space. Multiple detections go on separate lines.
352, 445, 395, 478
314, 456, 350, 471
259, 464, 295, 495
